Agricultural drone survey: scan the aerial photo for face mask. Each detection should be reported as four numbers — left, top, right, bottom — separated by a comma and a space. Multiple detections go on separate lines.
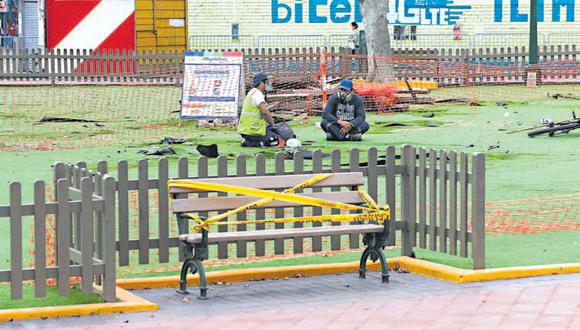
265, 82, 274, 92
338, 89, 352, 103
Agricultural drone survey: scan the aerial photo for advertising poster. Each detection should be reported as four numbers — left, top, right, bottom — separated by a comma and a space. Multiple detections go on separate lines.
180, 51, 243, 120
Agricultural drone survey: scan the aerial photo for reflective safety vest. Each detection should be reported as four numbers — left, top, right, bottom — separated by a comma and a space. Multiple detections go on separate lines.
237, 88, 266, 136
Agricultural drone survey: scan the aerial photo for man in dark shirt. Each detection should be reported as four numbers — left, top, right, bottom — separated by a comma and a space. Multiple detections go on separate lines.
321, 79, 369, 141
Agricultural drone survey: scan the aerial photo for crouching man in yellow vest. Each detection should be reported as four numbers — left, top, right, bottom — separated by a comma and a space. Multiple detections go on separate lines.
238, 73, 285, 148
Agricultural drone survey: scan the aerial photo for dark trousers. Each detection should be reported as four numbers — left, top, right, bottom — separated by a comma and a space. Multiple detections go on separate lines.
321, 119, 369, 141
241, 126, 280, 144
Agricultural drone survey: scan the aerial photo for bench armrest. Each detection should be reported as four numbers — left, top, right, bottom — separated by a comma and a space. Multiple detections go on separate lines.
176, 212, 207, 234
176, 212, 209, 246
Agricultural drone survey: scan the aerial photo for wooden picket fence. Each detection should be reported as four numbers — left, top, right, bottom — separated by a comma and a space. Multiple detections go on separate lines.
60, 146, 485, 271
0, 165, 116, 301
0, 46, 577, 86
0, 48, 183, 85
0, 146, 485, 301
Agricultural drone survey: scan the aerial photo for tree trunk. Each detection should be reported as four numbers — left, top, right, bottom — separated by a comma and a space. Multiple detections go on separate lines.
360, 0, 394, 82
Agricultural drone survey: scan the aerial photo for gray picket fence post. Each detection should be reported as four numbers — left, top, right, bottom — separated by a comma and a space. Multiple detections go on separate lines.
472, 153, 486, 270
400, 145, 414, 257
102, 175, 117, 301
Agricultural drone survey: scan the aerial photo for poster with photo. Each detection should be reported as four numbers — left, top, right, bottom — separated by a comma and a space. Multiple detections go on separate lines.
180, 51, 243, 120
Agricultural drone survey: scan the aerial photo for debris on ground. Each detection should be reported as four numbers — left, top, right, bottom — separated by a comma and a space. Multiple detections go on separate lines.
197, 144, 219, 158
528, 111, 579, 138
382, 122, 411, 127
510, 112, 579, 136
423, 112, 435, 118
466, 144, 475, 148
548, 93, 580, 100
426, 124, 439, 127
197, 119, 235, 128
137, 146, 176, 156
160, 137, 185, 145
143, 124, 164, 129
37, 116, 104, 124
496, 102, 508, 107
435, 98, 471, 104
488, 143, 500, 150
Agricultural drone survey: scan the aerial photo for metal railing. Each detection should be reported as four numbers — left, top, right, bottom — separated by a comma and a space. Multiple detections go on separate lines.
188, 34, 255, 50
257, 35, 327, 48
189, 33, 579, 51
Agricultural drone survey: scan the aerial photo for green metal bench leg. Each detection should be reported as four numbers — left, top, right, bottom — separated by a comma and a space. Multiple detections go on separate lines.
193, 259, 208, 300
359, 247, 389, 283
374, 247, 390, 283
359, 233, 389, 284
176, 257, 193, 294
359, 247, 372, 279
176, 257, 208, 298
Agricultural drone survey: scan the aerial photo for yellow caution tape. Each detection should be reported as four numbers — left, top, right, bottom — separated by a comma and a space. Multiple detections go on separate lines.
185, 174, 332, 232
358, 187, 380, 210
169, 179, 375, 212
220, 210, 390, 227
168, 174, 390, 233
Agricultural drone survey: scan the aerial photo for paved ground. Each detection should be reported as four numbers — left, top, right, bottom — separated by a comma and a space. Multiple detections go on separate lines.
5, 272, 580, 329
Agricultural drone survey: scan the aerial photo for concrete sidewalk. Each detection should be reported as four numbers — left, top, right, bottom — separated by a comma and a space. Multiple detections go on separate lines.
5, 272, 580, 329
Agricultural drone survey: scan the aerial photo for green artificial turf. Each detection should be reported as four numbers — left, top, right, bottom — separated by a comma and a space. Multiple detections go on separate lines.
116, 229, 580, 279
0, 285, 104, 310
0, 84, 578, 276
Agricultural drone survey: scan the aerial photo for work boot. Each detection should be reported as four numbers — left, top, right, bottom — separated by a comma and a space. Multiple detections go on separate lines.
347, 133, 362, 141
240, 138, 260, 148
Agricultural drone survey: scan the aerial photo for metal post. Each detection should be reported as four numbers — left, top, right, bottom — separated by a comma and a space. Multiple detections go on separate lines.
529, 0, 538, 65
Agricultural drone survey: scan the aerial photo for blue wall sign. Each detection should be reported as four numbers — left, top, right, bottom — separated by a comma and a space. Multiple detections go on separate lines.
494, 0, 575, 22
271, 0, 471, 25
271, 0, 576, 25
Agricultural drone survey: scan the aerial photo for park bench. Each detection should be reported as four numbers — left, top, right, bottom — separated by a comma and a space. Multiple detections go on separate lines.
169, 172, 390, 299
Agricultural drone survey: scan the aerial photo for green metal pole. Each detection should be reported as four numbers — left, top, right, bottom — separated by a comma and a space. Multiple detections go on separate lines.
529, 0, 539, 65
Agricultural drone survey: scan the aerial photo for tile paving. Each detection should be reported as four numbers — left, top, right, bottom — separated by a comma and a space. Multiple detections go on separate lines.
4, 271, 580, 329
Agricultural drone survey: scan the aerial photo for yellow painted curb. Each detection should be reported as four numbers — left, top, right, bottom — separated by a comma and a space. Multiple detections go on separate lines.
117, 257, 580, 290
6, 259, 577, 323
117, 257, 406, 290
460, 263, 580, 283
0, 286, 158, 323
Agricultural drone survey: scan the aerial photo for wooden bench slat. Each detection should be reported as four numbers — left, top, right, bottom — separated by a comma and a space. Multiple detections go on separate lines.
179, 224, 385, 244
172, 191, 366, 213
169, 173, 364, 194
